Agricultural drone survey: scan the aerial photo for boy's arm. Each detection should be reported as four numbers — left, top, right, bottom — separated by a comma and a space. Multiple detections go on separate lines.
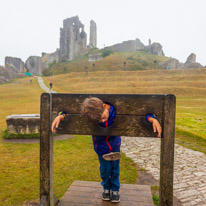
51, 112, 66, 133
146, 114, 162, 138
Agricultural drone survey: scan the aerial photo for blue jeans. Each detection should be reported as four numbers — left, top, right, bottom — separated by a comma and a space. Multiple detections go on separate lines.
98, 154, 120, 191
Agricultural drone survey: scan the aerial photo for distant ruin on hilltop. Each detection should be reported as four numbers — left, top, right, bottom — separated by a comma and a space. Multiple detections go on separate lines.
59, 16, 97, 62
107, 38, 163, 56
4, 16, 97, 75
2, 15, 203, 77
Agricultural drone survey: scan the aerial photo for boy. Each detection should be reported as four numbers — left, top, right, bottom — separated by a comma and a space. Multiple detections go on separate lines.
51, 97, 162, 203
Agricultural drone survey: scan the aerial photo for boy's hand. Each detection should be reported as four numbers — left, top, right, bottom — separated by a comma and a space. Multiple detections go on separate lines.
51, 115, 62, 133
148, 118, 162, 138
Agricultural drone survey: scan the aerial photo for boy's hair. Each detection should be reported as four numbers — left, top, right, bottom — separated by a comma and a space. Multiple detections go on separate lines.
81, 97, 104, 122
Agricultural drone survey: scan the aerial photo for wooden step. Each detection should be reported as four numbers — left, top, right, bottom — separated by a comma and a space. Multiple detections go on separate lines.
58, 181, 153, 206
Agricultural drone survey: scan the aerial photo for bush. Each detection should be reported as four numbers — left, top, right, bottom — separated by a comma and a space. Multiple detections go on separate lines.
101, 48, 113, 57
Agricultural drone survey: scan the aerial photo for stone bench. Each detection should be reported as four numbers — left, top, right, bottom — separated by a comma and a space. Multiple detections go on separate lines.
6, 114, 40, 134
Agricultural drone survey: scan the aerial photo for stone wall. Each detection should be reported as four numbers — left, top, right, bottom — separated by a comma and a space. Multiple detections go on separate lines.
149, 43, 163, 56
0, 66, 11, 83
160, 58, 184, 69
160, 53, 203, 69
25, 56, 42, 75
185, 53, 196, 65
109, 38, 163, 56
110, 38, 145, 52
59, 16, 87, 62
42, 49, 59, 70
6, 114, 40, 134
185, 62, 203, 69
184, 53, 202, 68
0, 66, 25, 83
89, 20, 97, 48
88, 54, 103, 62
5, 56, 25, 73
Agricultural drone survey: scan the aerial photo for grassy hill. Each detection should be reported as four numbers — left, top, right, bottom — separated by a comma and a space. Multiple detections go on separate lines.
43, 51, 170, 76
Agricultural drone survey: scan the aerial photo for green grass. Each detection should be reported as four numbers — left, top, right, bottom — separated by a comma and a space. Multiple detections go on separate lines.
2, 130, 40, 139
151, 185, 160, 206
175, 129, 206, 153
0, 77, 137, 205
43, 51, 169, 75
1, 67, 206, 205
153, 194, 160, 206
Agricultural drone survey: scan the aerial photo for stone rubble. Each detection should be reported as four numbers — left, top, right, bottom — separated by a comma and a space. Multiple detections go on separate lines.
121, 136, 206, 206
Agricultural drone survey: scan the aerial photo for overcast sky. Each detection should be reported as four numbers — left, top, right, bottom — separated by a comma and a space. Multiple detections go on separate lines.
0, 0, 205, 66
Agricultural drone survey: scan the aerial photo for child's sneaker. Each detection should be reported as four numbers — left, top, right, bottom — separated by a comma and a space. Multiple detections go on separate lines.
111, 191, 120, 203
102, 189, 110, 201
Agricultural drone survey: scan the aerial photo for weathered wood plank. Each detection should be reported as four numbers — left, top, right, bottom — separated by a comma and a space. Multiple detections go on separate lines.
40, 93, 54, 206
72, 181, 151, 191
59, 202, 153, 206
64, 190, 152, 200
160, 94, 176, 206
51, 93, 165, 116
68, 186, 151, 197
55, 114, 163, 137
59, 181, 153, 206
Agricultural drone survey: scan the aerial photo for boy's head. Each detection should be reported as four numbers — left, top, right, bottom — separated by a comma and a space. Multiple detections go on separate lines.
81, 97, 109, 123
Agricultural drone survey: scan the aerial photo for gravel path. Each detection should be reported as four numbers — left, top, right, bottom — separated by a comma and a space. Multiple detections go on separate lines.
37, 76, 56, 93
121, 137, 206, 206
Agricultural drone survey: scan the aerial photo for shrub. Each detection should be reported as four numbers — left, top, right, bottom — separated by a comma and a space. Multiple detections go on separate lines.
101, 48, 113, 57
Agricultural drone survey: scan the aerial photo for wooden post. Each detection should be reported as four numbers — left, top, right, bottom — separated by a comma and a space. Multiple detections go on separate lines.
40, 93, 54, 206
160, 94, 176, 206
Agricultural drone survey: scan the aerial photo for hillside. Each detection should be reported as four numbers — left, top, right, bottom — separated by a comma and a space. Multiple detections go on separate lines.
43, 51, 170, 76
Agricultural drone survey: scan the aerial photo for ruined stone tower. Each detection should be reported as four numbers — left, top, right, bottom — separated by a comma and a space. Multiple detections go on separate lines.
89, 20, 97, 48
59, 16, 87, 61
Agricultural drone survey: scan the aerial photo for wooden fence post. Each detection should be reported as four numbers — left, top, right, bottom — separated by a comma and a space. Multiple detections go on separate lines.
40, 93, 54, 206
160, 94, 176, 206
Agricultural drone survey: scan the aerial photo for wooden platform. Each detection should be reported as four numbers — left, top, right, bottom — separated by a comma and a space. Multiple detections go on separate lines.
58, 181, 153, 206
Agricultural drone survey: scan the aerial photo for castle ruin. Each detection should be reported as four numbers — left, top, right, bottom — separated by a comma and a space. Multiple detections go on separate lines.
89, 20, 97, 48
5, 57, 25, 73
59, 16, 87, 61
4, 15, 203, 77
59, 16, 97, 62
109, 38, 163, 56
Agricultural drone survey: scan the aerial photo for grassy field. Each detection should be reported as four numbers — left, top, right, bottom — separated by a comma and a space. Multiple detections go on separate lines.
43, 51, 169, 75
0, 77, 137, 205
43, 69, 206, 154
1, 68, 206, 205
